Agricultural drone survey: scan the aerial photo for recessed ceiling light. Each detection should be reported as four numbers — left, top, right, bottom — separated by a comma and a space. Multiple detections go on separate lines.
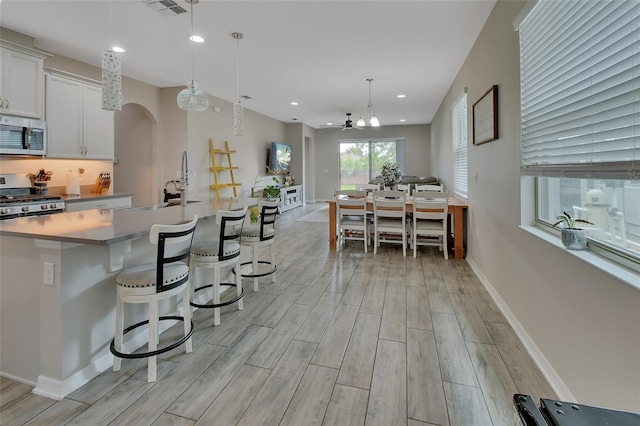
111, 46, 125, 53
400, 119, 406, 122
189, 35, 205, 43
397, 94, 406, 98
290, 101, 299, 106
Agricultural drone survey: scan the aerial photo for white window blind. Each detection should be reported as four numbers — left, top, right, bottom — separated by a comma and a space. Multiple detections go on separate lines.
452, 91, 468, 197
520, 0, 640, 179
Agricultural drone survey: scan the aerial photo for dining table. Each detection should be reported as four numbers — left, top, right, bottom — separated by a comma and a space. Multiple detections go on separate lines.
326, 194, 469, 259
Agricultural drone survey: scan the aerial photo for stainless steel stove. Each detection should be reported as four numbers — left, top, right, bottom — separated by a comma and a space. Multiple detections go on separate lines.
0, 174, 65, 220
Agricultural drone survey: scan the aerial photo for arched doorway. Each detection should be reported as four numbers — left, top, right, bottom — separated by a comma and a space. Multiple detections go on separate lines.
114, 103, 156, 206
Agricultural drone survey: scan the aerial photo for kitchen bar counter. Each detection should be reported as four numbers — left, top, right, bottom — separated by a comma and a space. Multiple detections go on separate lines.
0, 197, 250, 245
60, 191, 135, 203
0, 196, 256, 400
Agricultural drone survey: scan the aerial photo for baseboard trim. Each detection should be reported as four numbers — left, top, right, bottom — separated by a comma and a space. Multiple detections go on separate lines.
0, 372, 36, 387
34, 352, 112, 400
32, 304, 194, 400
466, 255, 576, 402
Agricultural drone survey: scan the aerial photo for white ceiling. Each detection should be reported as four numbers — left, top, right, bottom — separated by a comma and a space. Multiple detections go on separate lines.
0, 0, 496, 129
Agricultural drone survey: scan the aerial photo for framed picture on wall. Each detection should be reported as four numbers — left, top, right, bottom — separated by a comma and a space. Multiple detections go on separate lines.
473, 85, 499, 145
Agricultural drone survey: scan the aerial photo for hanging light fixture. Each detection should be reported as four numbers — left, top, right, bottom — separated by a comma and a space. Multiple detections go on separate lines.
232, 32, 244, 136
177, 0, 209, 112
356, 115, 365, 127
102, 0, 122, 111
366, 78, 380, 127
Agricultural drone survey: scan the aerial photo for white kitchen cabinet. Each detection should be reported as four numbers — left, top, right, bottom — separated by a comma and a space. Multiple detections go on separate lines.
45, 72, 114, 160
0, 45, 46, 119
64, 195, 132, 212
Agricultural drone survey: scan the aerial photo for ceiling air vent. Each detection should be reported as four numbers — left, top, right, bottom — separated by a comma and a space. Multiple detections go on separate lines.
143, 0, 187, 17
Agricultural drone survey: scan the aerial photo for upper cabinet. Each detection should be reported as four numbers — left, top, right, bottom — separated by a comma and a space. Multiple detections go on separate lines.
45, 72, 114, 160
0, 45, 46, 119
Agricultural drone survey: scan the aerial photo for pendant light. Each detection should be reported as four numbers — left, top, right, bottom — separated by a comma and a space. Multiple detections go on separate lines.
366, 78, 380, 127
101, 0, 122, 111
177, 0, 209, 112
232, 32, 244, 136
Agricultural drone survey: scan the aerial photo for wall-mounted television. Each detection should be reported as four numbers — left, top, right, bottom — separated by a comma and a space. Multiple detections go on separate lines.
267, 142, 292, 175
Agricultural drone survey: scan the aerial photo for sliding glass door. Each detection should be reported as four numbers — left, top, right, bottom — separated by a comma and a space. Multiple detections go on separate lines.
339, 138, 404, 190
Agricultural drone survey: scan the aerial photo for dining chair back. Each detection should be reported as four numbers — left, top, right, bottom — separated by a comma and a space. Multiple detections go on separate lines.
411, 191, 449, 258
372, 190, 408, 256
415, 184, 444, 192
335, 189, 369, 252
397, 184, 411, 194
356, 183, 381, 195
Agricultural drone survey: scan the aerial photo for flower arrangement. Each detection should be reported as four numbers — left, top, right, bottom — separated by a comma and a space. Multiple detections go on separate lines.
380, 162, 402, 187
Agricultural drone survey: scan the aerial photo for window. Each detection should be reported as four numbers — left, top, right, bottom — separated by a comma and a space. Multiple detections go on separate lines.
519, 0, 640, 269
452, 90, 468, 198
339, 138, 405, 190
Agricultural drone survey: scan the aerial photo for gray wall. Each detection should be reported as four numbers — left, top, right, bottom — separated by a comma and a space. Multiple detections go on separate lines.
430, 0, 640, 411
313, 124, 431, 201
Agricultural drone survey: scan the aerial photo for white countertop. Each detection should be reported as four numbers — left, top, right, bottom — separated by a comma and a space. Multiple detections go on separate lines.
0, 197, 255, 245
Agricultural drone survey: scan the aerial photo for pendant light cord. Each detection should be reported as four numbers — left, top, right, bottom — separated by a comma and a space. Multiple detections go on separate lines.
236, 37, 240, 101
108, 0, 113, 51
189, 0, 195, 84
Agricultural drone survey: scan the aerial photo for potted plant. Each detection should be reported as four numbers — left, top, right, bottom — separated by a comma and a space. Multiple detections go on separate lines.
380, 161, 402, 189
264, 176, 281, 199
553, 211, 594, 250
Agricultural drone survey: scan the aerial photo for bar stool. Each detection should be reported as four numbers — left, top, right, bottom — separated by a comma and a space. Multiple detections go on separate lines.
235, 199, 279, 292
190, 207, 247, 326
111, 215, 198, 382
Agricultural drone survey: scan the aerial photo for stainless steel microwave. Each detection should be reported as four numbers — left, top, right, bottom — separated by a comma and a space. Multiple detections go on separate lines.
0, 115, 46, 156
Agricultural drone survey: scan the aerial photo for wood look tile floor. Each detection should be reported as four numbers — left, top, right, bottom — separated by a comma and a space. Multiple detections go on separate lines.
0, 203, 556, 426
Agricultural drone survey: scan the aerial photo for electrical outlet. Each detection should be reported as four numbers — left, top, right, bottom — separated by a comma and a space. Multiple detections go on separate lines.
43, 262, 54, 286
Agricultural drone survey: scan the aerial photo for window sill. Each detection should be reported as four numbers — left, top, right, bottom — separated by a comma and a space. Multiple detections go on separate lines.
519, 225, 640, 291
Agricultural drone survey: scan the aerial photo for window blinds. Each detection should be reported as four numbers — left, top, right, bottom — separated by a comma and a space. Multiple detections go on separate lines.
452, 92, 468, 197
519, 0, 639, 179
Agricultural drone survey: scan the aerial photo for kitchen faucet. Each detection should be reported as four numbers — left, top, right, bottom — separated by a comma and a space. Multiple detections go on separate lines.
180, 149, 188, 206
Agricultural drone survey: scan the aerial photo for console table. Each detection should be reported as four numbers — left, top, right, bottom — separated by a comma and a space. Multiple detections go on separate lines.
279, 185, 303, 212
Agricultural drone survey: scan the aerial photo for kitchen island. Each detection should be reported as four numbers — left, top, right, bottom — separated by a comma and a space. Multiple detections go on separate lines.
0, 197, 254, 400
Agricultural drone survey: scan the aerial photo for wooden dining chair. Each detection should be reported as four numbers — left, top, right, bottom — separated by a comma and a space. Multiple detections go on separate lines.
410, 191, 449, 258
415, 183, 444, 192
335, 190, 369, 252
397, 184, 411, 194
372, 190, 408, 256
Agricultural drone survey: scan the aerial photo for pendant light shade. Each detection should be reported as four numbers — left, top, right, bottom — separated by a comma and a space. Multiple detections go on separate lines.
356, 116, 365, 127
102, 48, 122, 111
232, 32, 244, 136
366, 78, 380, 127
101, 0, 122, 111
177, 81, 209, 112
177, 0, 209, 112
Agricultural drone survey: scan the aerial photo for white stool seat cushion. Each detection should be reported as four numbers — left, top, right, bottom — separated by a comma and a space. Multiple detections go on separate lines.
241, 224, 274, 242
116, 262, 189, 289
191, 240, 241, 262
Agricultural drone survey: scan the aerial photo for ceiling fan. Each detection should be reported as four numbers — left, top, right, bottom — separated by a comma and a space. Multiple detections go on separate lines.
322, 113, 363, 131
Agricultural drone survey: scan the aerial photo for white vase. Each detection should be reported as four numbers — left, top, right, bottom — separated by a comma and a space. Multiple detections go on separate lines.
561, 228, 587, 250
